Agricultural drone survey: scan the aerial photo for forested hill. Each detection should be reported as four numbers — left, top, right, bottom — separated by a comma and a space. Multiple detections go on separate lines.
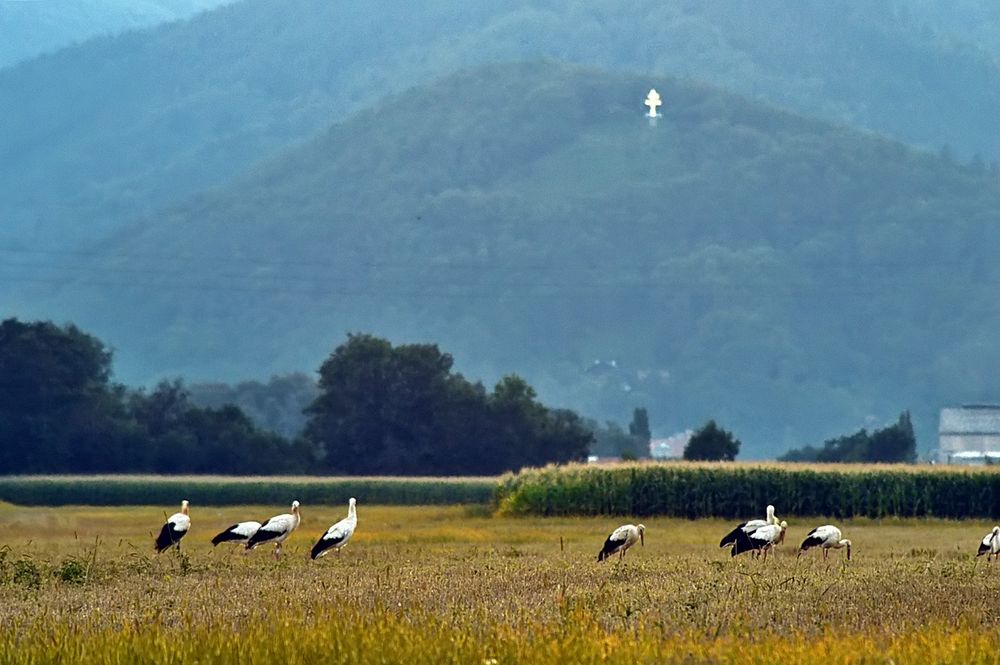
4, 0, 1000, 256
0, 0, 233, 69
26, 62, 1000, 458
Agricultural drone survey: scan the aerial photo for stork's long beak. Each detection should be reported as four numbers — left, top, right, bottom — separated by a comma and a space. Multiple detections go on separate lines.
640, 533, 644, 547
846, 545, 852, 561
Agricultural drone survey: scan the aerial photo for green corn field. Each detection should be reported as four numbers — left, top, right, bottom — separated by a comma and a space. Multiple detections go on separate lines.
495, 462, 1000, 518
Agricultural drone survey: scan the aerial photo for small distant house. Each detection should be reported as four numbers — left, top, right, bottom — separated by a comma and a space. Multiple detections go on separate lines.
649, 431, 692, 460
937, 404, 1000, 464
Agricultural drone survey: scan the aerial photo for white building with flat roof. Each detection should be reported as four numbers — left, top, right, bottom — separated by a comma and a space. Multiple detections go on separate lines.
938, 404, 1000, 464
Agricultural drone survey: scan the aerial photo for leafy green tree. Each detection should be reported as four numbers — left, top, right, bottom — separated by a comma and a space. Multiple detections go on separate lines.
867, 411, 917, 463
129, 380, 310, 474
303, 334, 591, 474
0, 318, 311, 474
779, 411, 916, 463
683, 420, 741, 461
187, 373, 319, 439
628, 407, 651, 440
586, 410, 652, 459
0, 318, 128, 473
628, 407, 651, 456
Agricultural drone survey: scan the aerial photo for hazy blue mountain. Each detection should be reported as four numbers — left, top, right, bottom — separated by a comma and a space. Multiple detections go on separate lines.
18, 62, 1000, 457
0, 0, 233, 69
3, 0, 1000, 259
908, 0, 1000, 63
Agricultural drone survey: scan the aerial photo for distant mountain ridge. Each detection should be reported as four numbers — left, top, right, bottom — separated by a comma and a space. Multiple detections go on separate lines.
0, 0, 233, 69
4, 0, 1000, 260
22, 62, 1000, 458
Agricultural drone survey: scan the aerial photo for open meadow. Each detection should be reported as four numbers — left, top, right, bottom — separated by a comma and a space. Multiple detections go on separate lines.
3, 501, 1000, 663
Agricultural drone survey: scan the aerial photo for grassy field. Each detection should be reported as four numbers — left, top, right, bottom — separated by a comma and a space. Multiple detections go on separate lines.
2, 501, 1000, 663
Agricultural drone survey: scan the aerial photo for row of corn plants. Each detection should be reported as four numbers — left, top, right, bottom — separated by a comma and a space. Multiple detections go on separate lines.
495, 463, 1000, 518
0, 475, 497, 506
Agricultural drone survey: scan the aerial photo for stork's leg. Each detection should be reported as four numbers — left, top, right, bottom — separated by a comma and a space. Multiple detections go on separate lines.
823, 548, 828, 561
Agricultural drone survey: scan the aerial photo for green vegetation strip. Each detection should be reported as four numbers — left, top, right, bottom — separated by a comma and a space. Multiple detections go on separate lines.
496, 463, 1000, 519
10, 464, 1000, 518
0, 476, 497, 506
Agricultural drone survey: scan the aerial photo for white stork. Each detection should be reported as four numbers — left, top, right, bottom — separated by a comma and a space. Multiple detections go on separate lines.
977, 526, 1000, 561
799, 524, 852, 561
155, 499, 191, 553
311, 497, 358, 560
246, 500, 301, 559
211, 520, 262, 547
597, 523, 645, 562
719, 504, 781, 550
731, 520, 786, 560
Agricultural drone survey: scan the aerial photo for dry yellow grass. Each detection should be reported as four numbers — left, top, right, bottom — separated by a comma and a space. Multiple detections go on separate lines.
2, 503, 1000, 663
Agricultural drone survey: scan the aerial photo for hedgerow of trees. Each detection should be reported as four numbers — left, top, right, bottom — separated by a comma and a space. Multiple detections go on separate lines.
0, 319, 591, 475
778, 412, 917, 463
0, 319, 307, 474
586, 408, 652, 460
302, 334, 592, 475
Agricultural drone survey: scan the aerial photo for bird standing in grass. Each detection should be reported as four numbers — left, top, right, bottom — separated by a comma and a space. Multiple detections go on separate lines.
311, 497, 358, 560
211, 520, 262, 547
246, 500, 301, 559
799, 524, 852, 561
977, 526, 1000, 561
732, 521, 786, 561
719, 505, 780, 551
597, 523, 645, 562
155, 499, 191, 553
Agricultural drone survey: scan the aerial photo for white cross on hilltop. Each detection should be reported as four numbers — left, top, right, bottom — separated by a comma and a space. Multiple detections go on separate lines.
644, 88, 662, 118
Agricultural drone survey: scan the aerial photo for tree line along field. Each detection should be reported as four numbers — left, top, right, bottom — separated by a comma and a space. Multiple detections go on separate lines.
2, 502, 1000, 664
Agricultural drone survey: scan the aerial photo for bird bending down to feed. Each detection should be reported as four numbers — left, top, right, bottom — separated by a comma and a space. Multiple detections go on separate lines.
311, 497, 358, 560
799, 524, 851, 561
978, 526, 1000, 561
732, 521, 786, 560
211, 520, 262, 547
597, 524, 645, 562
155, 499, 191, 553
719, 505, 781, 551
246, 500, 301, 559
